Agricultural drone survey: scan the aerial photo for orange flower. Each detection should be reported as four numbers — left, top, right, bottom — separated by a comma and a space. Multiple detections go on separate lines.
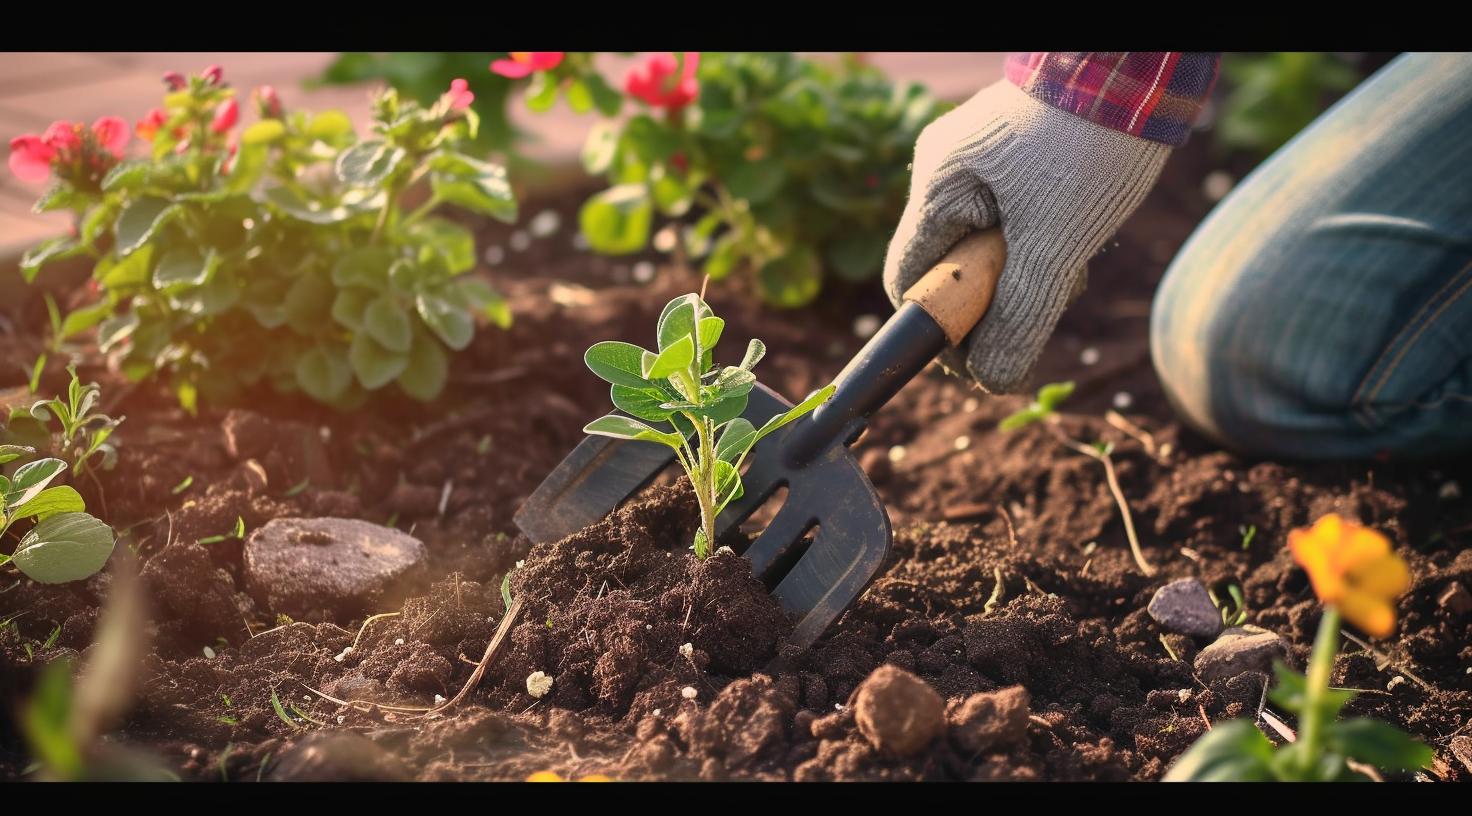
1287, 513, 1409, 638
525, 771, 614, 782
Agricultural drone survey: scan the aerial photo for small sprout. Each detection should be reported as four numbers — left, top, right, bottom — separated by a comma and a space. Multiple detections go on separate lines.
197, 516, 246, 546
202, 646, 216, 659
681, 686, 698, 700
1239, 524, 1257, 550
500, 572, 514, 611
526, 671, 553, 699
679, 642, 693, 658
172, 476, 194, 495
284, 478, 311, 498
582, 294, 835, 559
999, 381, 1075, 432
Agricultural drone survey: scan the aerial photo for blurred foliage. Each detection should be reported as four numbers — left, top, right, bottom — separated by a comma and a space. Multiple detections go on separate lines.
1214, 52, 1364, 157
313, 53, 521, 155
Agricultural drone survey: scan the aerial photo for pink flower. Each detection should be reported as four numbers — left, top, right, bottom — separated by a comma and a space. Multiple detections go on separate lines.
443, 78, 475, 111
211, 98, 239, 133
253, 85, 282, 119
202, 64, 224, 85
625, 52, 700, 110
42, 121, 81, 153
162, 71, 186, 91
8, 134, 55, 183
137, 108, 168, 142
490, 52, 565, 79
91, 116, 129, 157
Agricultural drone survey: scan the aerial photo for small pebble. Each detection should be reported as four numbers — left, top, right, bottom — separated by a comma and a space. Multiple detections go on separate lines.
334, 646, 354, 663
653, 226, 678, 252
336, 715, 345, 725
1113, 391, 1134, 410
653, 708, 662, 716
1387, 676, 1406, 692
1202, 170, 1235, 202
681, 686, 698, 700
509, 230, 531, 252
632, 261, 656, 283
954, 436, 971, 451
203, 646, 216, 659
716, 546, 734, 555
527, 671, 553, 699
887, 445, 907, 463
963, 398, 979, 412
679, 643, 694, 658
645, 624, 652, 630
529, 209, 560, 238
835, 703, 845, 711
853, 314, 881, 339
1080, 347, 1100, 366
483, 245, 505, 265
394, 638, 404, 646
433, 694, 446, 705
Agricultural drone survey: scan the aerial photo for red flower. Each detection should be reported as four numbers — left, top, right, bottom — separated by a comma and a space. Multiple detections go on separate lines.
162, 71, 186, 91
137, 108, 168, 142
8, 135, 54, 183
443, 78, 475, 111
253, 85, 282, 119
625, 52, 700, 110
42, 121, 81, 153
490, 52, 565, 79
210, 98, 239, 134
91, 116, 129, 157
202, 64, 224, 85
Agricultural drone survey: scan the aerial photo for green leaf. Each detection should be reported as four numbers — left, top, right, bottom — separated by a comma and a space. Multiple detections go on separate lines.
283, 273, 335, 333
582, 415, 684, 449
8, 486, 85, 523
363, 295, 413, 353
716, 418, 757, 464
20, 236, 84, 284
1267, 661, 1356, 718
58, 302, 112, 341
335, 139, 406, 187
724, 158, 787, 204
306, 110, 354, 142
115, 196, 180, 257
397, 332, 449, 402
525, 71, 559, 112
12, 512, 115, 584
330, 288, 376, 331
5, 458, 67, 511
241, 119, 287, 146
1325, 719, 1434, 773
644, 335, 694, 380
758, 247, 822, 308
998, 407, 1045, 433
264, 187, 377, 225
621, 115, 679, 164
697, 317, 725, 357
1037, 381, 1076, 412
349, 333, 409, 390
656, 294, 709, 352
430, 168, 516, 222
0, 445, 35, 466
152, 247, 217, 290
407, 217, 476, 274
415, 291, 474, 351
584, 73, 623, 117
458, 279, 512, 329
681, 391, 748, 425
755, 384, 835, 442
331, 247, 394, 291
651, 166, 695, 217
711, 366, 756, 398
581, 120, 622, 175
739, 339, 766, 372
586, 341, 653, 388
1162, 720, 1276, 782
294, 345, 352, 403
714, 460, 743, 506
565, 78, 594, 113
579, 185, 652, 255
611, 385, 675, 423
32, 183, 77, 213
101, 160, 150, 193
23, 659, 83, 780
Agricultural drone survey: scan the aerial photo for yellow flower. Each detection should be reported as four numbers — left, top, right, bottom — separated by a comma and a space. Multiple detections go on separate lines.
1288, 513, 1410, 638
525, 771, 615, 782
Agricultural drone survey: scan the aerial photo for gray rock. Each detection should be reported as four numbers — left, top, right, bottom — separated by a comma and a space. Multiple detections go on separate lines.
266, 731, 411, 781
1194, 625, 1288, 683
244, 518, 425, 620
1148, 578, 1222, 637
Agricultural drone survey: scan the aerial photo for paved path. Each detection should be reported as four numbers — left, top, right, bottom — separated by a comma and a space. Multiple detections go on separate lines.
0, 52, 1004, 258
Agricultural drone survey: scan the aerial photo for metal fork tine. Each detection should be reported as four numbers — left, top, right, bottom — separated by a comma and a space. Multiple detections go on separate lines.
742, 495, 818, 581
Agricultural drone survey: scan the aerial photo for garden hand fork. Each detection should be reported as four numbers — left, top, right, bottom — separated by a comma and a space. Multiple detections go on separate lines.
516, 229, 1006, 647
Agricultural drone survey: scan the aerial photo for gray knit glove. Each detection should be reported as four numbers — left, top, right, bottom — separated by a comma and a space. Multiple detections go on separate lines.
883, 79, 1171, 394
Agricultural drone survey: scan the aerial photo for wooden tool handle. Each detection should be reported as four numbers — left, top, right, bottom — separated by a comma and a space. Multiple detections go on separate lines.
901, 228, 1007, 347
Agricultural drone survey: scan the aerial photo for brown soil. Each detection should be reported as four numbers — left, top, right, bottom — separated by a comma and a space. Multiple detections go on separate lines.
1, 133, 1469, 782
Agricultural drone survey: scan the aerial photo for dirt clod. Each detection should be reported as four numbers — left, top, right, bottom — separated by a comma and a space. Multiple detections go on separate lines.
1193, 625, 1288, 683
243, 518, 426, 620
266, 731, 412, 781
947, 685, 1030, 754
853, 665, 945, 758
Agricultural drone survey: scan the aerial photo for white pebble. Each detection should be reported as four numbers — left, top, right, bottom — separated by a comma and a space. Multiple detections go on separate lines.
202, 646, 216, 659
1177, 689, 1191, 703
529, 209, 560, 238
1439, 481, 1462, 501
962, 398, 979, 412
336, 715, 345, 725
681, 686, 698, 700
679, 643, 693, 658
483, 245, 505, 265
632, 261, 656, 283
852, 314, 881, 340
334, 646, 353, 663
509, 230, 531, 252
953, 435, 971, 451
1202, 170, 1235, 202
394, 638, 404, 646
653, 225, 678, 253
1387, 675, 1406, 692
1113, 391, 1134, 410
515, 560, 525, 569
1080, 347, 1100, 366
834, 703, 845, 711
653, 708, 662, 716
303, 695, 311, 701
646, 624, 653, 630
716, 546, 734, 555
887, 445, 907, 463
434, 694, 446, 705
526, 671, 553, 699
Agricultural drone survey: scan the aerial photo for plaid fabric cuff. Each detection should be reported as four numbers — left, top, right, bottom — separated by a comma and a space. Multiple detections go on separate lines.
1005, 52, 1221, 147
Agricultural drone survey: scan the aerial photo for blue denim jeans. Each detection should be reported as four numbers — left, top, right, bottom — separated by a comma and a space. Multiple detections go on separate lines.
1151, 52, 1472, 461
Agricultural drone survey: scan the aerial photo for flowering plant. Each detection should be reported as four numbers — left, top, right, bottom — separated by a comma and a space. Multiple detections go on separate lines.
10, 65, 516, 410
1165, 514, 1432, 781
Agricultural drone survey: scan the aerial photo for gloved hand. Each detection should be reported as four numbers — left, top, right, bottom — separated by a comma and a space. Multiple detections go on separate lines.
883, 78, 1172, 394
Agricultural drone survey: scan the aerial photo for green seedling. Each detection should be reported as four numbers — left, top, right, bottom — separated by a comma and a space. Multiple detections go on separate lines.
4, 366, 123, 481
1240, 524, 1257, 550
582, 292, 835, 558
1210, 583, 1249, 627
197, 516, 245, 546
0, 451, 115, 584
999, 381, 1155, 577
171, 476, 193, 495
